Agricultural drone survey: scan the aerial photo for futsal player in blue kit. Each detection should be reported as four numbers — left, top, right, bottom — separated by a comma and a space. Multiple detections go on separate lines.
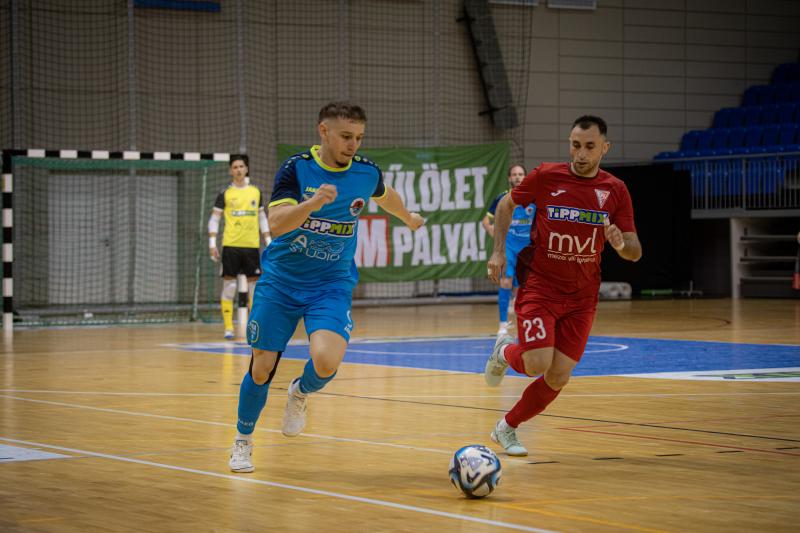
481, 164, 535, 337
229, 102, 425, 472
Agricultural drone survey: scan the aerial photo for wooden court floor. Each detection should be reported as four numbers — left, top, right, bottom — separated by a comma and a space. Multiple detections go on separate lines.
1, 298, 799, 532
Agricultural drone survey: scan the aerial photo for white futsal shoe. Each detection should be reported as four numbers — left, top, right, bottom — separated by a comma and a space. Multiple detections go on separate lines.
229, 439, 254, 473
282, 379, 307, 437
223, 330, 234, 340
484, 333, 514, 387
491, 419, 528, 457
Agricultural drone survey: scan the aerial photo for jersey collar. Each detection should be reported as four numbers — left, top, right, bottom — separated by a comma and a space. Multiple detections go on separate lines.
311, 145, 352, 172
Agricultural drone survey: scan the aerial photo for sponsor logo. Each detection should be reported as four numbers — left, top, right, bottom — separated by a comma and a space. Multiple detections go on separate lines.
246, 319, 259, 344
301, 217, 355, 237
350, 197, 366, 216
231, 209, 256, 217
547, 205, 607, 225
289, 234, 345, 262
595, 189, 610, 209
547, 227, 599, 256
303, 186, 316, 201
551, 189, 567, 196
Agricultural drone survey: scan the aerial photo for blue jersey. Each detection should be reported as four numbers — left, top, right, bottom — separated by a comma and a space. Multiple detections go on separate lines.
262, 145, 386, 290
487, 191, 535, 245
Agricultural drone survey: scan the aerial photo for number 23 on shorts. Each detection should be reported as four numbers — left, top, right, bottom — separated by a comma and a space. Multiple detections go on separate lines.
522, 317, 547, 343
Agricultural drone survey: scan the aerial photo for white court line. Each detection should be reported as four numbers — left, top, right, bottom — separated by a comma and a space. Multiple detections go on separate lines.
0, 394, 460, 457
0, 437, 557, 533
4, 389, 800, 400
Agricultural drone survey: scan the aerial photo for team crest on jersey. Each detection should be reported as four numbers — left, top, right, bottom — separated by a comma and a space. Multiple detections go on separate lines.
303, 186, 317, 201
350, 198, 366, 216
595, 189, 610, 209
246, 319, 259, 344
525, 206, 534, 215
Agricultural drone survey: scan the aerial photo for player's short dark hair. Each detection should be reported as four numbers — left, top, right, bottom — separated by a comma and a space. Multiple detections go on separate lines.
509, 163, 526, 175
318, 101, 367, 124
572, 115, 607, 136
229, 154, 249, 167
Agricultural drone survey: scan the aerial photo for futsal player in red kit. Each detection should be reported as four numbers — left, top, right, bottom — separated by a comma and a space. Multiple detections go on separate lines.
484, 115, 642, 456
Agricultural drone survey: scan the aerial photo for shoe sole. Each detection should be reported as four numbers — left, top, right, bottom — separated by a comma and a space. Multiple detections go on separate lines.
484, 360, 505, 387
229, 465, 254, 473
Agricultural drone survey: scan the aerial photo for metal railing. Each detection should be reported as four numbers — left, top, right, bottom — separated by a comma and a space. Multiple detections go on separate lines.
655, 151, 800, 212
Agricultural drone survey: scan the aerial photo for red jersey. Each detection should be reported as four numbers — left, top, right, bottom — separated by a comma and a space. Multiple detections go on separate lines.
510, 162, 636, 298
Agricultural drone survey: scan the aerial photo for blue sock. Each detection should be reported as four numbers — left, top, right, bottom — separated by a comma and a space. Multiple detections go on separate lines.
498, 287, 511, 323
236, 372, 270, 435
297, 358, 336, 394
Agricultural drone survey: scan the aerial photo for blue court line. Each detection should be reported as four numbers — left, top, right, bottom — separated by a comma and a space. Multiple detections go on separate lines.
171, 336, 800, 377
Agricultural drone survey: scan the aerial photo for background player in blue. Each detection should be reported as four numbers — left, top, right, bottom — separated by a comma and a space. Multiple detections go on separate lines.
229, 102, 425, 473
481, 164, 535, 337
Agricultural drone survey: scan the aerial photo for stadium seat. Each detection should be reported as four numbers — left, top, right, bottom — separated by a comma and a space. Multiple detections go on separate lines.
725, 127, 747, 154
728, 107, 746, 128
756, 124, 781, 153
742, 85, 764, 107
776, 103, 797, 124
734, 126, 764, 154
778, 124, 799, 152
759, 104, 779, 125
712, 108, 732, 129
704, 128, 730, 156
744, 106, 762, 126
772, 63, 800, 84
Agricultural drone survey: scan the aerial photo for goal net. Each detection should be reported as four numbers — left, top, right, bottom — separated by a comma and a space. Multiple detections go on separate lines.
9, 151, 231, 326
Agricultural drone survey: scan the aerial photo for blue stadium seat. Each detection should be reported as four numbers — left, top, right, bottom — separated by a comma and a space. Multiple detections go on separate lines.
725, 127, 747, 154
744, 105, 762, 126
772, 63, 800, 84
734, 126, 764, 154
743, 85, 764, 107
760, 85, 777, 105
759, 104, 779, 125
712, 108, 732, 129
704, 128, 730, 155
728, 107, 746, 128
775, 83, 795, 103
756, 124, 781, 153
776, 103, 797, 124
654, 129, 703, 159
778, 124, 799, 152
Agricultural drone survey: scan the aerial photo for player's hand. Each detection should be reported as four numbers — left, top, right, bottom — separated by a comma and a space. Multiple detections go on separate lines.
406, 213, 425, 231
603, 216, 625, 251
308, 184, 338, 210
210, 246, 220, 262
487, 251, 506, 285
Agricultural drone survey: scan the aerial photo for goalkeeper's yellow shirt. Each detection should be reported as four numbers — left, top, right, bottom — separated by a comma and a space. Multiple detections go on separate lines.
214, 183, 265, 249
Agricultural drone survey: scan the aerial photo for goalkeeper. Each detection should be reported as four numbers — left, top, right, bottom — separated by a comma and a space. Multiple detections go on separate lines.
208, 155, 271, 339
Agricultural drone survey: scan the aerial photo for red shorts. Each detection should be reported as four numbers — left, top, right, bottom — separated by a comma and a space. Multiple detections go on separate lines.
514, 289, 597, 361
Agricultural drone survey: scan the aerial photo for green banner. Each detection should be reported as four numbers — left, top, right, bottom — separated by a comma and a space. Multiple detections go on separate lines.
277, 142, 509, 282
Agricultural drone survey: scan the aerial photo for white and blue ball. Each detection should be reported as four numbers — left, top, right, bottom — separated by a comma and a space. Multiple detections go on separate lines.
449, 444, 502, 498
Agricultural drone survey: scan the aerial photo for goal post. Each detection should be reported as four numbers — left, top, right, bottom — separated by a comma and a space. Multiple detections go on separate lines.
2, 148, 242, 330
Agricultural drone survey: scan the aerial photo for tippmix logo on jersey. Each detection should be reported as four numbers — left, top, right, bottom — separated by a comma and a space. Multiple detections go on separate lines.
547, 206, 607, 225
350, 198, 366, 216
301, 217, 355, 237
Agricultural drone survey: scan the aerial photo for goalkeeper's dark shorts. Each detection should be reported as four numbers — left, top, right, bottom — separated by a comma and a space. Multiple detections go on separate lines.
221, 246, 261, 278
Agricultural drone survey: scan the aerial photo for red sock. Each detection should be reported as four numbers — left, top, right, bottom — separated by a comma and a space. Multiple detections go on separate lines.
505, 376, 561, 428
502, 343, 530, 375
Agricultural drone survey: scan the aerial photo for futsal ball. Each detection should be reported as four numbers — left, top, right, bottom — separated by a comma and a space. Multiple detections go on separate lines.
448, 445, 502, 498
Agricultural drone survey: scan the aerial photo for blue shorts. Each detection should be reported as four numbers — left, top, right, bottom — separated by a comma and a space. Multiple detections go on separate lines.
505, 238, 528, 287
246, 281, 354, 352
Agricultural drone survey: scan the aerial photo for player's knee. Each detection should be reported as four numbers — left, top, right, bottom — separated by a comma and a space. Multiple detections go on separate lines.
311, 358, 339, 378
221, 279, 237, 301
543, 369, 571, 390
521, 350, 550, 376
250, 349, 276, 384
